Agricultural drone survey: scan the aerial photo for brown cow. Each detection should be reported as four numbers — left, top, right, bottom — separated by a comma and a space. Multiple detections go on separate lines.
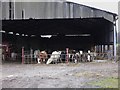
38, 51, 48, 64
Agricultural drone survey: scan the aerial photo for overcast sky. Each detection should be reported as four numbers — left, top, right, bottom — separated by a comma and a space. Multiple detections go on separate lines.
67, 0, 119, 14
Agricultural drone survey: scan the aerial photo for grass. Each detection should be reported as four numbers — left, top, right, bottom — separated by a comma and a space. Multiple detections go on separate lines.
88, 77, 118, 88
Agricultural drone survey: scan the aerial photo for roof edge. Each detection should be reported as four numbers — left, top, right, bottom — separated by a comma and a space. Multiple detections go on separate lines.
66, 1, 118, 17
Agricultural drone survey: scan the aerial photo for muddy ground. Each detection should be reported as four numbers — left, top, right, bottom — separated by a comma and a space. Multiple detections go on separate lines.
1, 61, 118, 88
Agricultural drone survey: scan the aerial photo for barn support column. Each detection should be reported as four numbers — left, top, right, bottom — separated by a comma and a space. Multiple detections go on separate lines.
22, 47, 24, 64
30, 48, 33, 63
102, 45, 104, 53
95, 45, 97, 53
98, 45, 100, 53
95, 45, 96, 53
100, 45, 102, 53
96, 45, 99, 53
0, 2, 2, 90
113, 22, 117, 62
99, 45, 101, 53
66, 48, 69, 63
105, 45, 108, 53
110, 45, 113, 56
108, 45, 110, 51
103, 45, 106, 53
110, 45, 114, 59
106, 45, 109, 52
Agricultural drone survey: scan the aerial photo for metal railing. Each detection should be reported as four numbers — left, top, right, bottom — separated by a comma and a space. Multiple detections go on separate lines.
2, 52, 118, 64
22, 52, 115, 64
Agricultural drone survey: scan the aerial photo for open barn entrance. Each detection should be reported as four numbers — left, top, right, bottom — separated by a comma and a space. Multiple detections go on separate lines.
2, 18, 114, 62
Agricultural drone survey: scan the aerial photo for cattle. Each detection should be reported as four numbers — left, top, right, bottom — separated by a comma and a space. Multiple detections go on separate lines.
90, 52, 97, 61
39, 51, 47, 63
46, 51, 62, 64
11, 52, 17, 60
70, 52, 81, 63
68, 50, 95, 63
60, 51, 66, 63
75, 52, 80, 63
34, 50, 47, 64
34, 50, 40, 63
34, 49, 96, 64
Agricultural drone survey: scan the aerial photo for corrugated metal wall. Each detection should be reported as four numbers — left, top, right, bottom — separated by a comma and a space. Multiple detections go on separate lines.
2, 1, 115, 22
2, 2, 9, 19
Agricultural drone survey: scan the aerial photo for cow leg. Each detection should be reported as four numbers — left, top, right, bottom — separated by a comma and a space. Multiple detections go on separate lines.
55, 61, 57, 64
53, 59, 58, 64
75, 59, 77, 63
37, 58, 40, 63
40, 59, 42, 64
42, 59, 46, 64
59, 58, 62, 63
34, 58, 36, 64
87, 55, 91, 62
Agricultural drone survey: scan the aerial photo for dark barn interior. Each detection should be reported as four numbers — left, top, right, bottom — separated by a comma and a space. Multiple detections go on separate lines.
2, 18, 114, 53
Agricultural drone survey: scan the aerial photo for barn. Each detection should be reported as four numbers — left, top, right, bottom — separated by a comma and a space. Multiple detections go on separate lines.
1, 0, 118, 62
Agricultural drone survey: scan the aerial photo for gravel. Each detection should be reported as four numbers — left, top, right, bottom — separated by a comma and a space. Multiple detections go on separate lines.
1, 61, 118, 88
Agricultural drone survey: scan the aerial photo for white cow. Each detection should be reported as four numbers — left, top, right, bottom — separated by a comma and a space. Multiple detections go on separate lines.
34, 50, 40, 63
46, 51, 62, 64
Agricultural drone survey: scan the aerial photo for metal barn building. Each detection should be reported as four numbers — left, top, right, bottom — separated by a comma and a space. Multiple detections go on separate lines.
1, 0, 118, 61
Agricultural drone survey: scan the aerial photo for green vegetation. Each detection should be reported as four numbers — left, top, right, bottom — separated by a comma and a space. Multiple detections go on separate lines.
88, 77, 118, 88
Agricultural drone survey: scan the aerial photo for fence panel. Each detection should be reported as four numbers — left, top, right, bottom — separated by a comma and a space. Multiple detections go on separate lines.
2, 51, 116, 64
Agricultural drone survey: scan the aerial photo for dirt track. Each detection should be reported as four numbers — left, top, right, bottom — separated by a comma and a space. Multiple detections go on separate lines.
1, 61, 118, 88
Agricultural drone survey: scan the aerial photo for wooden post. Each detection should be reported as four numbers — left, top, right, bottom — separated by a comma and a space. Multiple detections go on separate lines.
30, 48, 33, 64
22, 47, 24, 64
66, 48, 69, 63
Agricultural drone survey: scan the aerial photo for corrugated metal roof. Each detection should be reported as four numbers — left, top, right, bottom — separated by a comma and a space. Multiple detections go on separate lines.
66, 1, 117, 16
2, 1, 117, 22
